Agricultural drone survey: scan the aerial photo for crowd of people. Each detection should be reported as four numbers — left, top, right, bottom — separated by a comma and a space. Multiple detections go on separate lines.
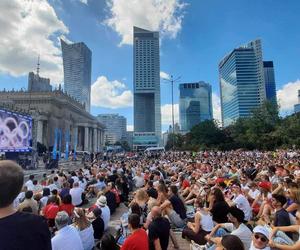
0, 149, 300, 250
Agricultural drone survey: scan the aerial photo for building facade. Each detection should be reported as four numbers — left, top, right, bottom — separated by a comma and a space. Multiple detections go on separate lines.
97, 114, 127, 145
0, 90, 104, 153
295, 90, 300, 114
133, 26, 161, 150
263, 61, 277, 105
28, 72, 52, 92
179, 82, 213, 132
61, 39, 92, 112
219, 39, 266, 127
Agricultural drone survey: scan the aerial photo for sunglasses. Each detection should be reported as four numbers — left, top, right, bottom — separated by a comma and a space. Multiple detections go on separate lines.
254, 234, 268, 243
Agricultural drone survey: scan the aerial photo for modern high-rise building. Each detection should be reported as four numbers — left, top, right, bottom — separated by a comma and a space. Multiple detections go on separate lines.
294, 90, 300, 114
263, 61, 277, 105
28, 72, 52, 92
219, 39, 266, 127
61, 39, 92, 112
179, 82, 213, 132
97, 114, 127, 145
133, 26, 161, 150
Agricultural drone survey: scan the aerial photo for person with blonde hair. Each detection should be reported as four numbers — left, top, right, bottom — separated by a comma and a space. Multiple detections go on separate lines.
72, 208, 94, 250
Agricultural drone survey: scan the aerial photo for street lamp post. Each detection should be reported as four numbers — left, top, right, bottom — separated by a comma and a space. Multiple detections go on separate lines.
163, 75, 181, 150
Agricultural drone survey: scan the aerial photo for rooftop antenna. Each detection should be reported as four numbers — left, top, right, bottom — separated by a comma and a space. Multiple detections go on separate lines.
36, 55, 40, 75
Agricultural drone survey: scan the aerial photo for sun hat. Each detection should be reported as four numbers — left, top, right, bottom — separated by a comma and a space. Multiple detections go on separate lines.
96, 196, 107, 207
253, 225, 269, 239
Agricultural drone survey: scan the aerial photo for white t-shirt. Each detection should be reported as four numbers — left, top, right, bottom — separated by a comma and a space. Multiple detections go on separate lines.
70, 187, 84, 206
249, 242, 271, 250
233, 194, 252, 221
73, 225, 94, 250
100, 205, 111, 230
248, 189, 260, 200
133, 175, 144, 188
51, 225, 84, 250
223, 223, 252, 250
25, 180, 34, 191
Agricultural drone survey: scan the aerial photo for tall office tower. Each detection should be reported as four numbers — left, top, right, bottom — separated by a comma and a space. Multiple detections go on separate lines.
28, 72, 52, 92
294, 90, 300, 114
133, 26, 161, 150
263, 61, 277, 105
179, 82, 213, 132
61, 39, 92, 112
219, 39, 266, 127
96, 114, 127, 145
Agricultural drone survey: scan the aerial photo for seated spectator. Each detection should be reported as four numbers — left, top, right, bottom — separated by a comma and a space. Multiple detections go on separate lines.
121, 213, 149, 250
269, 209, 300, 249
72, 208, 94, 250
91, 207, 104, 240
148, 206, 171, 250
105, 183, 117, 214
215, 234, 245, 250
209, 188, 229, 223
51, 211, 84, 250
182, 198, 214, 245
160, 185, 186, 228
250, 226, 270, 250
70, 182, 84, 207
40, 188, 51, 209
59, 181, 70, 199
271, 194, 291, 229
96, 196, 111, 231
99, 233, 120, 250
42, 196, 60, 228
0, 160, 51, 250
59, 194, 74, 217
133, 170, 145, 188
18, 190, 39, 215
204, 206, 252, 250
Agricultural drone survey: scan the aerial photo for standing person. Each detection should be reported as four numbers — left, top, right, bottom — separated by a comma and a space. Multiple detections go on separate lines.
0, 160, 51, 250
51, 211, 84, 250
121, 213, 149, 250
148, 206, 171, 250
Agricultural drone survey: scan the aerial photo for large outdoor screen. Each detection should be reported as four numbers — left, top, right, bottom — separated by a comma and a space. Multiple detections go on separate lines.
0, 109, 32, 152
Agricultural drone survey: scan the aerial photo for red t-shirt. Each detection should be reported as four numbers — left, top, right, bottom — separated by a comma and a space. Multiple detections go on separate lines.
181, 179, 190, 189
121, 229, 149, 250
43, 204, 59, 219
59, 203, 74, 216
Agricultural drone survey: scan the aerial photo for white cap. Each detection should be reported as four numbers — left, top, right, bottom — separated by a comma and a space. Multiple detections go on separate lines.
253, 225, 269, 239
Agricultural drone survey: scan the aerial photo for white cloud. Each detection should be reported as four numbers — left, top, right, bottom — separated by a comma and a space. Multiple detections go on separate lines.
277, 79, 300, 112
212, 93, 221, 123
161, 103, 179, 125
126, 125, 134, 131
79, 0, 88, 4
0, 0, 69, 85
103, 0, 187, 46
160, 71, 170, 80
91, 76, 133, 109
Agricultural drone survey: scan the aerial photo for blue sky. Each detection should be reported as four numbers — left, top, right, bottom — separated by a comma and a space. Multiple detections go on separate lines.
1, 0, 300, 132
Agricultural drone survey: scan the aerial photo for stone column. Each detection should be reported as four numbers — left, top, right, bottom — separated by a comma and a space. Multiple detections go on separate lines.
97, 129, 100, 151
36, 120, 43, 144
84, 127, 89, 151
73, 126, 78, 151
93, 128, 97, 152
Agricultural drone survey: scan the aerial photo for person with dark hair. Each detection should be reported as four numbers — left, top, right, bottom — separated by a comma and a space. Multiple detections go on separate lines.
42, 195, 60, 228
100, 233, 120, 250
60, 181, 70, 199
40, 187, 51, 208
25, 174, 35, 190
209, 188, 229, 223
91, 207, 104, 240
18, 190, 39, 214
0, 160, 51, 250
148, 206, 171, 250
59, 194, 74, 216
217, 234, 245, 250
121, 213, 149, 250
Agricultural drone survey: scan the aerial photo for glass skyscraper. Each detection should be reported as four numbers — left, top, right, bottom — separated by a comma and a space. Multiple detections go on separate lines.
263, 61, 277, 105
219, 39, 266, 127
179, 82, 213, 132
133, 26, 161, 150
61, 39, 92, 112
